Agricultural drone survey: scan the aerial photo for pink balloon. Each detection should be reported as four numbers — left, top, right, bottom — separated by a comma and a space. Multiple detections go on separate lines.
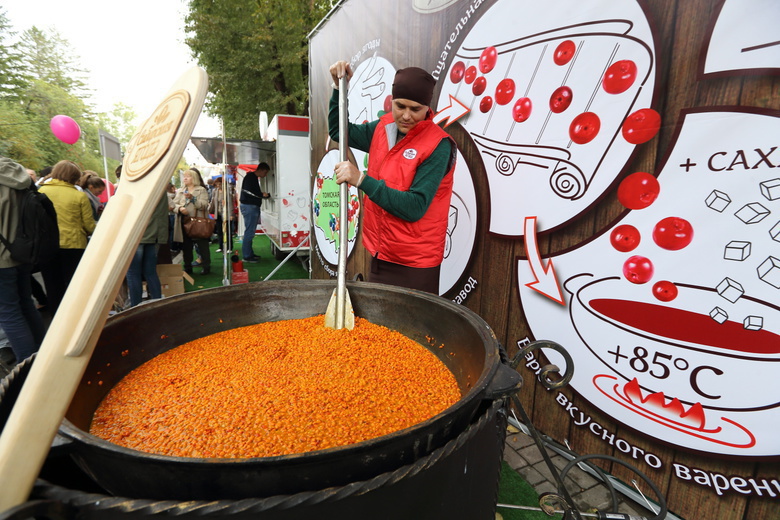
50, 115, 81, 144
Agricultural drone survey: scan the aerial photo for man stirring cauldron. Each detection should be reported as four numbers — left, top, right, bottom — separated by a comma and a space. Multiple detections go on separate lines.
329, 61, 456, 294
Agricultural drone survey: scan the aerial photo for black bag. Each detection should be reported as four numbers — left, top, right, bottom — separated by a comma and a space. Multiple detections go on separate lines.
0, 184, 59, 265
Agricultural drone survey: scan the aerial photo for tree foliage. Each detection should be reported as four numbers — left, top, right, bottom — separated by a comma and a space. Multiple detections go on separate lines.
0, 9, 28, 100
185, 0, 334, 139
97, 102, 138, 147
0, 100, 44, 164
0, 15, 132, 178
19, 26, 91, 99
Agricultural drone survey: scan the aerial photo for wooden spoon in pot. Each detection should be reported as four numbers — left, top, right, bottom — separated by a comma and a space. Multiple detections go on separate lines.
324, 75, 355, 330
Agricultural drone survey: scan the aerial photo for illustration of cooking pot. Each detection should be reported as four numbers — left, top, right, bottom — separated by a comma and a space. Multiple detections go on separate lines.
565, 273, 780, 412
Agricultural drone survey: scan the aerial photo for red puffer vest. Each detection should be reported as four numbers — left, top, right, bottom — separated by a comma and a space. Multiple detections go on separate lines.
362, 112, 455, 268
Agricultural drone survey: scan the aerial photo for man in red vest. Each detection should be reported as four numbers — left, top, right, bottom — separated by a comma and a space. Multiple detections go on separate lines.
329, 61, 456, 294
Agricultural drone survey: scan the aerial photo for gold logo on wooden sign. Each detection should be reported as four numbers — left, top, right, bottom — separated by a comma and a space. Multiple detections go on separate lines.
124, 90, 191, 181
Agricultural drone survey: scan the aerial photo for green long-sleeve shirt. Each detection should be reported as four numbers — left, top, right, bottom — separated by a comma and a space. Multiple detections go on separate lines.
328, 90, 452, 222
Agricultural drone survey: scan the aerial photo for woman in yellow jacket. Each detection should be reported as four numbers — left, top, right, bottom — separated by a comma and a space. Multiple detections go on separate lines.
39, 160, 96, 313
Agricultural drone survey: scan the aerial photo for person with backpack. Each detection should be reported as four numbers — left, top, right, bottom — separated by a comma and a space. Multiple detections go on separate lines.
0, 156, 47, 365
39, 160, 97, 313
23, 169, 50, 311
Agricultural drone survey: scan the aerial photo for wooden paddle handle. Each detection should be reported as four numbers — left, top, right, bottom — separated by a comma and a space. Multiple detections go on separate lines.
0, 67, 208, 512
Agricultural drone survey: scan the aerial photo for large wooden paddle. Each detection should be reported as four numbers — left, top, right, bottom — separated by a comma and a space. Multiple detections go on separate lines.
0, 66, 208, 511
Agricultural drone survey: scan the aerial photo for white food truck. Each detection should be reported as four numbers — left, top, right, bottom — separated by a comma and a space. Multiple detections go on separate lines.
191, 114, 311, 264
255, 114, 311, 261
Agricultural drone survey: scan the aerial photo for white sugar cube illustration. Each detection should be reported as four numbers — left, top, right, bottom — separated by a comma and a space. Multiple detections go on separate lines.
760, 178, 780, 201
717, 277, 744, 303
771, 221, 780, 243
757, 256, 780, 289
706, 190, 731, 212
743, 315, 764, 331
724, 240, 751, 261
710, 306, 728, 324
449, 206, 459, 230
735, 202, 770, 224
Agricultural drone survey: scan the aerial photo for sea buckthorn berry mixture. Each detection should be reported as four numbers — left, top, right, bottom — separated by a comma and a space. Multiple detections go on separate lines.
90, 316, 460, 459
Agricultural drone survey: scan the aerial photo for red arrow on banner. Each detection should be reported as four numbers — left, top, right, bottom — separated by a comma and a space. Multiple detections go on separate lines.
433, 94, 470, 127
524, 216, 565, 305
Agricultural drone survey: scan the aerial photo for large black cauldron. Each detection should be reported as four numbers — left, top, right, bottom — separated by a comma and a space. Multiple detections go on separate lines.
55, 280, 516, 501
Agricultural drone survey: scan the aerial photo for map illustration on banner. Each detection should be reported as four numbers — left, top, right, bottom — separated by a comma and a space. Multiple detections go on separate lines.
518, 109, 780, 457
312, 150, 361, 266
435, 0, 657, 237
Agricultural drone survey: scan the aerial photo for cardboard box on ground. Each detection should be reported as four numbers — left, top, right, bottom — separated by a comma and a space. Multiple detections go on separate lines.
156, 264, 195, 297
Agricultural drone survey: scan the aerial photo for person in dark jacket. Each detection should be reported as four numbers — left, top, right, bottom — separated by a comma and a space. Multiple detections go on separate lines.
239, 162, 270, 262
0, 156, 46, 364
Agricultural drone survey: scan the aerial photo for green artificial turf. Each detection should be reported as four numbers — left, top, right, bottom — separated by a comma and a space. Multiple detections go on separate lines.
497, 461, 563, 519
183, 234, 309, 291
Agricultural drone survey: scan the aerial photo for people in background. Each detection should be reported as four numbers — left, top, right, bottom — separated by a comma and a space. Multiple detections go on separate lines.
166, 182, 179, 254
239, 162, 270, 263
78, 172, 106, 221
22, 169, 48, 312
126, 192, 169, 307
39, 160, 97, 313
173, 169, 211, 275
209, 176, 235, 253
206, 176, 215, 201
35, 166, 53, 186
0, 156, 46, 365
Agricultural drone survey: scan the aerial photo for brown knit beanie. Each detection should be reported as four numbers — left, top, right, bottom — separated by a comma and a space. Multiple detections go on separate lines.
392, 67, 435, 106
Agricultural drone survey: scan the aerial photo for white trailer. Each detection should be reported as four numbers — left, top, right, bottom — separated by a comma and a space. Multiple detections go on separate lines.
193, 115, 312, 265
256, 115, 311, 261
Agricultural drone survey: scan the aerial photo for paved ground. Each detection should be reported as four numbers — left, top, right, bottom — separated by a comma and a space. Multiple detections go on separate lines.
501, 427, 663, 519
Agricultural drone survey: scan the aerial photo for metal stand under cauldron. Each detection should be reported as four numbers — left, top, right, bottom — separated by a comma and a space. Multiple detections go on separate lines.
0, 281, 520, 519
2, 354, 507, 520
